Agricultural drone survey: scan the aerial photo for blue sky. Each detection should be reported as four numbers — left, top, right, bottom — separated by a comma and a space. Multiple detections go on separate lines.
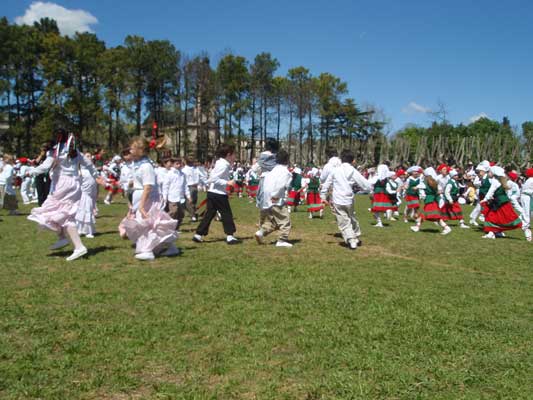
4, 0, 533, 133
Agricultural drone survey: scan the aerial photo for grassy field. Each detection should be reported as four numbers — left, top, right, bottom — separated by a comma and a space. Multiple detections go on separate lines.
0, 194, 532, 399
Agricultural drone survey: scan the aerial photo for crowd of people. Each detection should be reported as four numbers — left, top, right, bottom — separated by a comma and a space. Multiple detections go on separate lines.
0, 130, 531, 261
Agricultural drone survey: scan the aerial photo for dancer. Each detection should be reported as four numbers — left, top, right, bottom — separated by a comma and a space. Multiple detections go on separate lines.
479, 166, 522, 239
0, 154, 19, 215
193, 144, 240, 245
520, 168, 533, 242
254, 150, 293, 247
182, 157, 201, 221
410, 167, 451, 235
441, 169, 469, 228
120, 137, 180, 260
469, 161, 491, 226
76, 152, 99, 238
371, 164, 398, 227
403, 166, 421, 222
306, 168, 324, 219
321, 149, 371, 250
28, 130, 103, 261
164, 158, 191, 231
287, 167, 303, 213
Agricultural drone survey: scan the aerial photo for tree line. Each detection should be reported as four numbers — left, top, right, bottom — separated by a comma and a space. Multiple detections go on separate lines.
1, 17, 531, 166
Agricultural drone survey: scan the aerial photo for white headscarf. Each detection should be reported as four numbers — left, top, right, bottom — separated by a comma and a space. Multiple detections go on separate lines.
423, 167, 438, 180
490, 166, 505, 177
449, 169, 458, 178
475, 160, 490, 172
377, 164, 389, 180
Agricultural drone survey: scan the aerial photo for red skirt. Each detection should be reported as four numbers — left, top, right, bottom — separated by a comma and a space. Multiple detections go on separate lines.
421, 201, 444, 221
105, 178, 122, 194
440, 201, 463, 220
246, 184, 258, 198
484, 202, 522, 233
287, 190, 301, 206
405, 194, 420, 209
225, 183, 235, 195
234, 183, 243, 194
306, 192, 323, 212
371, 192, 398, 212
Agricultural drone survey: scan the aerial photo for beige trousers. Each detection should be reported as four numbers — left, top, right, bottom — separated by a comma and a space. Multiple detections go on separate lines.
332, 202, 361, 242
260, 204, 291, 241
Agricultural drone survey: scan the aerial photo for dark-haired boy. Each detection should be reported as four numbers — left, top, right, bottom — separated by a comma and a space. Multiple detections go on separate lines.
320, 149, 371, 250
255, 150, 293, 247
193, 144, 240, 244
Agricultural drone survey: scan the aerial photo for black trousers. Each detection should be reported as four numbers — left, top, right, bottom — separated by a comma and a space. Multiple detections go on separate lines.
196, 192, 236, 236
35, 175, 51, 206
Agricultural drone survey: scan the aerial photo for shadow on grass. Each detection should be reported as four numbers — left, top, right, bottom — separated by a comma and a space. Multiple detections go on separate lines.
48, 245, 119, 258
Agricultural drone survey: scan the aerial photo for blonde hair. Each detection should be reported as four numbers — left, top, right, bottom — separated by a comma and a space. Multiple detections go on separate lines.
3, 154, 14, 164
498, 176, 510, 191
426, 176, 438, 190
129, 137, 150, 155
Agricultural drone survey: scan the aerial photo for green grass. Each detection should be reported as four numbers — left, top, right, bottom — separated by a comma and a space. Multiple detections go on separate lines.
0, 194, 532, 399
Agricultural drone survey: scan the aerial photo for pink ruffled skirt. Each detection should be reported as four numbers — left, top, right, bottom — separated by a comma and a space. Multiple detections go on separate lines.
121, 197, 178, 254
28, 175, 81, 233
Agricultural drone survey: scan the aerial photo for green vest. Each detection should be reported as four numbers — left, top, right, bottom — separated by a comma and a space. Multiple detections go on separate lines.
406, 178, 420, 196
479, 176, 491, 199
291, 174, 302, 190
491, 185, 509, 208
308, 177, 320, 192
374, 179, 386, 194
449, 179, 459, 201
424, 184, 438, 204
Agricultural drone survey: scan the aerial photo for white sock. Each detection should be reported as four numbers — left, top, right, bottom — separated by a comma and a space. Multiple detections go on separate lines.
66, 225, 85, 251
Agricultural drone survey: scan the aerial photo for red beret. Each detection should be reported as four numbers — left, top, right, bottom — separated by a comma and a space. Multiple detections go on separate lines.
489, 161, 496, 167
508, 171, 518, 181
396, 169, 406, 176
437, 164, 448, 172
526, 168, 533, 178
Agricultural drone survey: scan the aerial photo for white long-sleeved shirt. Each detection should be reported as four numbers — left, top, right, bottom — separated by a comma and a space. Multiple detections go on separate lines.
182, 165, 201, 186
320, 156, 342, 184
165, 168, 191, 203
0, 164, 16, 195
437, 174, 449, 193
522, 178, 533, 196
259, 164, 292, 209
207, 158, 231, 195
31, 148, 97, 179
321, 162, 371, 206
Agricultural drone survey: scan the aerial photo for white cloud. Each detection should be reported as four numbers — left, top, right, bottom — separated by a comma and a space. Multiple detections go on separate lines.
468, 112, 489, 123
15, 1, 97, 36
402, 102, 432, 114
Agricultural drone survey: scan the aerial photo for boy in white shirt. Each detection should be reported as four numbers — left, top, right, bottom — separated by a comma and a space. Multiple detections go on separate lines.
321, 149, 371, 250
164, 158, 191, 231
193, 144, 240, 245
254, 150, 293, 247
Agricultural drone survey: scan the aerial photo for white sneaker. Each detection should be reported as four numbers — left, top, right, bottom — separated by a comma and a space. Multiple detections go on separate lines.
348, 239, 357, 250
50, 238, 69, 250
104, 199, 111, 205
319, 209, 324, 218
254, 230, 264, 244
470, 220, 479, 227
374, 222, 383, 228
410, 226, 420, 232
482, 232, 495, 239
226, 235, 241, 245
460, 224, 470, 229
66, 246, 87, 261
441, 226, 452, 235
161, 244, 181, 257
403, 219, 409, 223
192, 234, 203, 243
86, 234, 95, 238
308, 213, 313, 219
525, 229, 532, 242
135, 251, 155, 261
276, 240, 293, 248
389, 217, 398, 221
